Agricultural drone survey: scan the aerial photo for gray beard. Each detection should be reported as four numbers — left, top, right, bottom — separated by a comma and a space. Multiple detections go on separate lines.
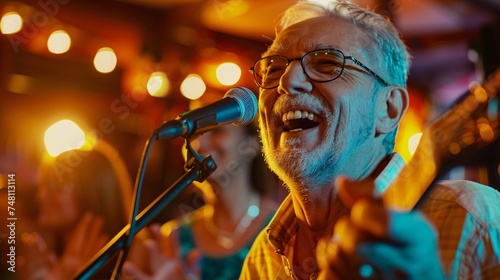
266, 137, 340, 189
260, 91, 376, 201
261, 116, 373, 200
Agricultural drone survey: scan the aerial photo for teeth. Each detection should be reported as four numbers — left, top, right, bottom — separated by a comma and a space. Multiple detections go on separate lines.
282, 110, 320, 122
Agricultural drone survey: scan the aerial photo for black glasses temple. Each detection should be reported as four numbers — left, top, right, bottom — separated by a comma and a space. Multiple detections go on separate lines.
346, 56, 390, 87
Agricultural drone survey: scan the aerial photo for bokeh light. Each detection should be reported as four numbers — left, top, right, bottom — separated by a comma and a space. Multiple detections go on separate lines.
147, 71, 170, 97
47, 30, 71, 54
1, 12, 23, 34
181, 74, 206, 100
408, 132, 423, 155
93, 47, 117, 73
216, 62, 241, 86
44, 120, 85, 157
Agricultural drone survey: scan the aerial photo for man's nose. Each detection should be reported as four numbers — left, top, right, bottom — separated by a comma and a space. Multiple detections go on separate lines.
277, 61, 313, 95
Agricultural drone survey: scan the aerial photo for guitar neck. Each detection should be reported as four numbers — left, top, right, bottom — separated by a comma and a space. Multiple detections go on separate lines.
382, 72, 500, 212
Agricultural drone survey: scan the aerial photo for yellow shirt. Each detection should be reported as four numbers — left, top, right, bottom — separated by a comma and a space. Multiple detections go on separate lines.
240, 155, 500, 279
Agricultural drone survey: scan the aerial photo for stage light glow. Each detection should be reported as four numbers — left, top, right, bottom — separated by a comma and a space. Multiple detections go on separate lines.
44, 120, 85, 157
47, 30, 71, 54
181, 74, 206, 100
94, 47, 117, 73
216, 62, 241, 86
1, 12, 23, 34
408, 132, 423, 155
147, 71, 170, 97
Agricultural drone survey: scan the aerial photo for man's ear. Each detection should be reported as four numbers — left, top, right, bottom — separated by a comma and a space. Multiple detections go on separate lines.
375, 86, 409, 135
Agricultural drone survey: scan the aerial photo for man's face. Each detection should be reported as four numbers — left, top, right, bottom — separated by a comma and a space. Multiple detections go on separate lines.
258, 16, 384, 190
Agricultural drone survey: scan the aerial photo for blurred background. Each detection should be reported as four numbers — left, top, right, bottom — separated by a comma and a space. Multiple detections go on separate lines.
0, 0, 499, 268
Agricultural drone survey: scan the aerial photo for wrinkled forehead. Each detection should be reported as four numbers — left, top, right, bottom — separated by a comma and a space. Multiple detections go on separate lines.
265, 16, 373, 58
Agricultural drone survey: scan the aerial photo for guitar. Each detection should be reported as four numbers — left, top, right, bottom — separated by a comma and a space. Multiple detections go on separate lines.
381, 68, 500, 211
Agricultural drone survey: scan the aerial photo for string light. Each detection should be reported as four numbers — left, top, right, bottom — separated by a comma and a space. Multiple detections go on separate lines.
216, 62, 241, 86
94, 47, 117, 73
181, 74, 206, 100
47, 30, 71, 54
147, 71, 170, 97
1, 12, 23, 34
44, 120, 85, 157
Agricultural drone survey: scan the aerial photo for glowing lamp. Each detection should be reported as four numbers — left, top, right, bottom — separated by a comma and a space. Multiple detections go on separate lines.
216, 62, 241, 86
1, 12, 23, 34
181, 74, 206, 100
94, 47, 117, 73
47, 30, 71, 54
147, 71, 170, 97
44, 120, 85, 157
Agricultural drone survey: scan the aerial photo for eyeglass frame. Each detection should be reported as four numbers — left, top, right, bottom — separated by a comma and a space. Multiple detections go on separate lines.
250, 48, 390, 89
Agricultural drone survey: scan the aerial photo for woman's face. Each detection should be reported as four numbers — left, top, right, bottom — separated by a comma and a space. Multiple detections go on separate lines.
191, 125, 260, 189
37, 174, 81, 231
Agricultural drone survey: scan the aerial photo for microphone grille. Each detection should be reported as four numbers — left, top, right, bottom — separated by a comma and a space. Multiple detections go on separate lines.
224, 87, 258, 126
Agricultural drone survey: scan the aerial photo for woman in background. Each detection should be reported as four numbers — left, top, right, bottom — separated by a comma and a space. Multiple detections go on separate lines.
123, 121, 280, 279
20, 141, 146, 279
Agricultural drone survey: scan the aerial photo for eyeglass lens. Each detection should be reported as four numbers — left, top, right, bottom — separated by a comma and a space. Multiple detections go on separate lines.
253, 49, 345, 89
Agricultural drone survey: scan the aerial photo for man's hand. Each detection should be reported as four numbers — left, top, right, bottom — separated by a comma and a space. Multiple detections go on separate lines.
317, 176, 446, 279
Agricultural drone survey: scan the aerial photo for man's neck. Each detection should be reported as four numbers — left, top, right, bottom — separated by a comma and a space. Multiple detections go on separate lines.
290, 185, 346, 231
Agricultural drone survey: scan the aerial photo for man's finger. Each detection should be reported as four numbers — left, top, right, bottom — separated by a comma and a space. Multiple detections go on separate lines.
336, 176, 377, 209
351, 199, 390, 238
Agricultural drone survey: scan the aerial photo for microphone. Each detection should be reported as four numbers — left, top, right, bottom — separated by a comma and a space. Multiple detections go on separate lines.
154, 87, 258, 140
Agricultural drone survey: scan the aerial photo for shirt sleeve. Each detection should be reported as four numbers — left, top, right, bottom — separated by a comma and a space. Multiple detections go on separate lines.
419, 181, 500, 279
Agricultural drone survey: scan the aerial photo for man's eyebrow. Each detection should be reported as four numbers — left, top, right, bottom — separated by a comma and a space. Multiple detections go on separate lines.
263, 42, 344, 57
306, 42, 343, 51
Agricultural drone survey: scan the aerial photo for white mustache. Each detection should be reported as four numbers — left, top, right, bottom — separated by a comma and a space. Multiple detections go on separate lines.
272, 94, 329, 117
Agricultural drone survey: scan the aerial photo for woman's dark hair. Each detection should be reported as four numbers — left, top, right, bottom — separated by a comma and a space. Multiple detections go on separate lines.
40, 147, 132, 236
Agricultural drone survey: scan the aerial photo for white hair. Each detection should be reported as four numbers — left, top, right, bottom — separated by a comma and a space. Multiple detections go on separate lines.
275, 0, 411, 87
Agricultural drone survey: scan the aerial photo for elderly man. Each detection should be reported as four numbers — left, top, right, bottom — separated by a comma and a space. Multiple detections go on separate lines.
240, 0, 500, 279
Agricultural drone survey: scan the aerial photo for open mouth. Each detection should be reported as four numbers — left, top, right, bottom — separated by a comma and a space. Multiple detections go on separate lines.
282, 110, 321, 132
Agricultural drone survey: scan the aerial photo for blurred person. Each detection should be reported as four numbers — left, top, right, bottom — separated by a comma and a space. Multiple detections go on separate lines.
239, 0, 500, 279
123, 121, 279, 280
20, 141, 146, 279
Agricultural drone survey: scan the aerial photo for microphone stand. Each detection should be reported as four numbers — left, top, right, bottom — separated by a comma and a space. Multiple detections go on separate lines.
75, 134, 216, 279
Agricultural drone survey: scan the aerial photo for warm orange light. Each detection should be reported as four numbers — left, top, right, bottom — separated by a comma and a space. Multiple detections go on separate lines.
216, 62, 241, 86
1, 12, 23, 34
407, 132, 422, 155
94, 47, 117, 73
181, 74, 206, 100
44, 120, 85, 157
395, 109, 424, 162
47, 30, 71, 54
147, 71, 170, 97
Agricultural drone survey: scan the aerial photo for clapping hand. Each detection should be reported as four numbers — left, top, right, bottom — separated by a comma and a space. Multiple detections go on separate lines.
122, 223, 201, 280
316, 176, 446, 279
22, 212, 109, 280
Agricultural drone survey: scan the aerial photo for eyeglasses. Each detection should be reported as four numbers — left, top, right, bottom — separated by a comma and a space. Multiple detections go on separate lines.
250, 48, 390, 89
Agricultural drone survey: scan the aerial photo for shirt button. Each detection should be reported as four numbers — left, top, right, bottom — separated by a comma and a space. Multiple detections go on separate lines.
310, 272, 318, 280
